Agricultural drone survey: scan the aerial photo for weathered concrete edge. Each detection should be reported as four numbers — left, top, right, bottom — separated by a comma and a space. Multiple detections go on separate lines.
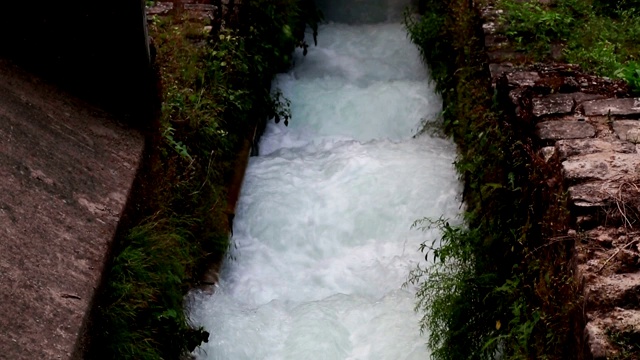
72, 144, 149, 359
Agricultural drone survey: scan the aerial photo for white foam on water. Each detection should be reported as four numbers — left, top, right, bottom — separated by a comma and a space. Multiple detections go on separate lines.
265, 23, 440, 147
189, 13, 461, 360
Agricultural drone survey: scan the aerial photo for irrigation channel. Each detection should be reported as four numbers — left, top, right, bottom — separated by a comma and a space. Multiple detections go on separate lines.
189, 1, 461, 358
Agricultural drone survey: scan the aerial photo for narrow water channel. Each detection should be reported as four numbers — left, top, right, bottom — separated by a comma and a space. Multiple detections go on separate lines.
189, 2, 461, 359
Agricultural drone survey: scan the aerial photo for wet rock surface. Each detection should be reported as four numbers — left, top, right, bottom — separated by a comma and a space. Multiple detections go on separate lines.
480, 1, 640, 358
0, 60, 143, 359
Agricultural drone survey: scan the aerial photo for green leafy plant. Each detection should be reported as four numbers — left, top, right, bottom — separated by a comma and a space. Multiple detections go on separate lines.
616, 62, 640, 95
406, 217, 499, 360
404, 7, 450, 93
500, 0, 574, 56
162, 126, 193, 161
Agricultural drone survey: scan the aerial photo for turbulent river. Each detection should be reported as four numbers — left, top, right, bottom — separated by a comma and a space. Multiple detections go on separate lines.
189, 1, 461, 359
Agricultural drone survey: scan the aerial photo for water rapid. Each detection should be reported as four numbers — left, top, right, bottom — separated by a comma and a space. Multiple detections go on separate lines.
189, 3, 461, 359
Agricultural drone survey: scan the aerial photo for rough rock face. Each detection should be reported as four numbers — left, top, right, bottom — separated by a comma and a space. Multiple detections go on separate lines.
480, 1, 640, 358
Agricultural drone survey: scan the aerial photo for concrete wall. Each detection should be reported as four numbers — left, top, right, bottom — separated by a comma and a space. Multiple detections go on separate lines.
0, 58, 145, 360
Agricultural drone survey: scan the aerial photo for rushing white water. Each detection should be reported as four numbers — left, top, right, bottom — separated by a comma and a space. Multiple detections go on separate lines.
189, 3, 461, 359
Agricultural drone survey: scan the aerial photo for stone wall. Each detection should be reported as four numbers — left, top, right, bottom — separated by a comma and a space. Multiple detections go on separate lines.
480, 2, 640, 358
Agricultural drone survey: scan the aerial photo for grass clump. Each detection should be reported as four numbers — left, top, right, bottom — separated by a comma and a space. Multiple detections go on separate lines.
497, 0, 640, 93
608, 327, 640, 360
89, 1, 321, 359
405, 0, 580, 358
96, 217, 213, 359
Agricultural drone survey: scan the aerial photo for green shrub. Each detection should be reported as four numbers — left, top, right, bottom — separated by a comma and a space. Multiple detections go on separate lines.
404, 2, 451, 93
407, 218, 501, 359
500, 0, 574, 56
98, 218, 209, 359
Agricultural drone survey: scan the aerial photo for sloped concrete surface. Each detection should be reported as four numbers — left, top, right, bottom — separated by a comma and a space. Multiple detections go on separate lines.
0, 60, 144, 359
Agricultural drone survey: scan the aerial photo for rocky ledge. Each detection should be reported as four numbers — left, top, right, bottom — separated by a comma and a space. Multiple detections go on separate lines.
480, 2, 640, 358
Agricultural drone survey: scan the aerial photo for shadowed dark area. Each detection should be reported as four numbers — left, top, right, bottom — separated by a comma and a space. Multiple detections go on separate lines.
0, 0, 151, 122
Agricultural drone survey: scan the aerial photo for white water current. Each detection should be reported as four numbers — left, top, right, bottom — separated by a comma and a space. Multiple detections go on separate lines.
189, 2, 461, 359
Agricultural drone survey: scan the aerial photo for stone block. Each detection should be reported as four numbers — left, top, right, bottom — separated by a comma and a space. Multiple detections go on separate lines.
569, 182, 612, 207
505, 71, 541, 88
536, 121, 595, 140
586, 272, 640, 309
585, 308, 640, 359
531, 93, 575, 117
480, 7, 503, 22
613, 120, 640, 143
572, 92, 606, 105
556, 139, 636, 160
488, 50, 528, 63
485, 34, 509, 48
482, 21, 499, 35
563, 153, 640, 182
584, 322, 615, 360
146, 2, 174, 16
489, 62, 513, 77
533, 75, 579, 93
583, 98, 640, 116
184, 4, 215, 11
